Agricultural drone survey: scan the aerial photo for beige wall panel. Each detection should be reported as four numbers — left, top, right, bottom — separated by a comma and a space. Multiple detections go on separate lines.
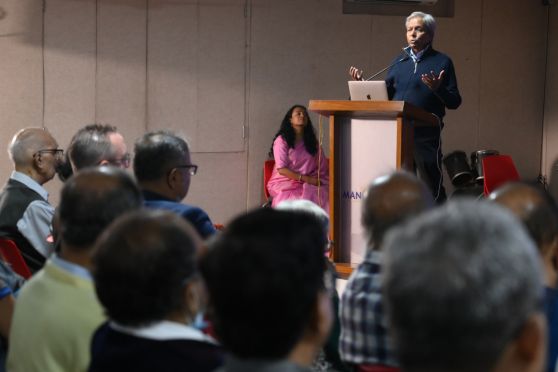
544, 5, 558, 198
0, 0, 44, 183
147, 0, 244, 153
478, 0, 547, 180
436, 0, 482, 160
96, 0, 147, 147
186, 152, 247, 225
197, 0, 245, 152
147, 0, 199, 145
42, 0, 97, 206
43, 0, 96, 142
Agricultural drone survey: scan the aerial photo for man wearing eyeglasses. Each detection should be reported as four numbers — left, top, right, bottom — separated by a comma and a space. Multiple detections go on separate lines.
0, 128, 63, 271
133, 131, 216, 239
67, 124, 130, 174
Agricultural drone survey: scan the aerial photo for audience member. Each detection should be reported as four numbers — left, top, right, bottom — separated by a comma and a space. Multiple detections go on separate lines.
275, 199, 330, 250
383, 200, 545, 372
276, 199, 347, 371
490, 182, 558, 372
267, 105, 329, 213
201, 208, 332, 371
339, 171, 433, 369
133, 131, 216, 239
89, 209, 223, 372
67, 124, 130, 172
7, 167, 142, 372
0, 128, 62, 271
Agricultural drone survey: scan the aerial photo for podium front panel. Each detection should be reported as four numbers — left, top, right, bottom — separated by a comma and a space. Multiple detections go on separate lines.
339, 118, 399, 264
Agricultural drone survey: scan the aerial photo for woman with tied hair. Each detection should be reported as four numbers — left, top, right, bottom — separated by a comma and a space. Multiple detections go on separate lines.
267, 105, 329, 214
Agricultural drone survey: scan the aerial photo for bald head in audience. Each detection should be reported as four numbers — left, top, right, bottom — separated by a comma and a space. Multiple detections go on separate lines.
8, 127, 61, 185
58, 167, 142, 258
490, 183, 558, 288
362, 171, 434, 249
383, 200, 545, 372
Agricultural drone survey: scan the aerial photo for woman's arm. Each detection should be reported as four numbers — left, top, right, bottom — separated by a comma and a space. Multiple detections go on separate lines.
277, 168, 320, 186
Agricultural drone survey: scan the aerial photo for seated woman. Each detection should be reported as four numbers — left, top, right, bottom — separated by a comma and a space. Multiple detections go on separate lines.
267, 105, 329, 213
89, 210, 223, 372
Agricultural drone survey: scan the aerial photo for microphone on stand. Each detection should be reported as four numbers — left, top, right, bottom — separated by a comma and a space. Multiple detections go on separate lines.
362, 48, 410, 81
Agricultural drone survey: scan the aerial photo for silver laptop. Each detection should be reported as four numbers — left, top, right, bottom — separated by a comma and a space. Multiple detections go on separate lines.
348, 80, 388, 101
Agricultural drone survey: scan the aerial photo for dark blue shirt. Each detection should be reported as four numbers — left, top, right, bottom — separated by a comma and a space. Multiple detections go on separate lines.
386, 46, 461, 123
142, 190, 217, 239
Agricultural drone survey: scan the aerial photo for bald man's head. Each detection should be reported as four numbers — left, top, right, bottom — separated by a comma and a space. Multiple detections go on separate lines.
362, 171, 434, 249
8, 128, 57, 167
490, 182, 558, 253
59, 167, 142, 250
8, 127, 61, 184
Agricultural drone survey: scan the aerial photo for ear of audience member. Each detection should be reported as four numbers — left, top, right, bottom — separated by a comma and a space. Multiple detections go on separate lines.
383, 199, 546, 372
7, 167, 143, 372
200, 208, 332, 370
67, 124, 129, 171
89, 210, 223, 372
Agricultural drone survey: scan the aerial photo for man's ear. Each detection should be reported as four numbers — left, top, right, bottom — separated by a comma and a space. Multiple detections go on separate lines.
183, 280, 201, 322
32, 152, 45, 172
167, 168, 178, 190
513, 313, 546, 372
305, 290, 333, 346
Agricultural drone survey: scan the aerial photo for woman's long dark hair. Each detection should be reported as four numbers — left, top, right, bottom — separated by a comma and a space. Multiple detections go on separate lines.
268, 105, 318, 158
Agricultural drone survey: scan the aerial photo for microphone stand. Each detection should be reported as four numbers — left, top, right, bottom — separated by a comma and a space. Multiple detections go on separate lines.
363, 48, 410, 81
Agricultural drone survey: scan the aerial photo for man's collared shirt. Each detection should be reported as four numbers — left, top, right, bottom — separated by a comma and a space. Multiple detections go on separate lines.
11, 171, 55, 258
50, 254, 92, 281
339, 249, 398, 367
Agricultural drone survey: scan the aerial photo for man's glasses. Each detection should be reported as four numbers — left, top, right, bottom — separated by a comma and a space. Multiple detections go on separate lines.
173, 164, 198, 176
33, 149, 64, 159
109, 153, 131, 168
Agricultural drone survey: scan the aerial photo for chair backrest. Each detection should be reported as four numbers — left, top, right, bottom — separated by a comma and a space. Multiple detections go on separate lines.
0, 238, 32, 279
482, 155, 520, 196
263, 159, 275, 200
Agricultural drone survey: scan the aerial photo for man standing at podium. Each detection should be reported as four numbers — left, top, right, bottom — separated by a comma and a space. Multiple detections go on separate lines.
350, 11, 461, 203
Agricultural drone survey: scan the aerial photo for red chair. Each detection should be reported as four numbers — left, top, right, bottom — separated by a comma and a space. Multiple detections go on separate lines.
263, 159, 275, 202
0, 238, 32, 279
482, 155, 520, 196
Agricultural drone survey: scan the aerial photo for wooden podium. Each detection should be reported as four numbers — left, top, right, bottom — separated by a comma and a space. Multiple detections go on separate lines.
308, 100, 437, 277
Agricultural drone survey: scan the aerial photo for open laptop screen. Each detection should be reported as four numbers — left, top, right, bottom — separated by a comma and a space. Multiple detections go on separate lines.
348, 80, 388, 101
